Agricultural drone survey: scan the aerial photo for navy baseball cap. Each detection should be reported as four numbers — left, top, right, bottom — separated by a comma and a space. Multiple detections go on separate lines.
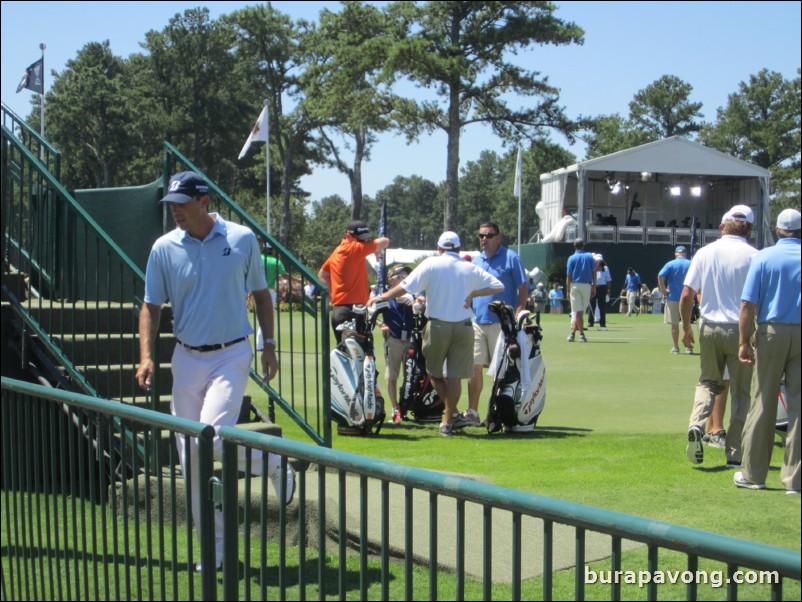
675, 245, 687, 254
160, 171, 210, 204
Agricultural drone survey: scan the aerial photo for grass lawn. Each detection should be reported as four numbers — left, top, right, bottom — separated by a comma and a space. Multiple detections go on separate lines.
256, 310, 800, 552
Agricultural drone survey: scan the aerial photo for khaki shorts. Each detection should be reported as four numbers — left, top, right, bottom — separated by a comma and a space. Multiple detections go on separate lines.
384, 335, 409, 381
570, 282, 591, 313
422, 318, 474, 379
473, 322, 502, 367
664, 300, 681, 325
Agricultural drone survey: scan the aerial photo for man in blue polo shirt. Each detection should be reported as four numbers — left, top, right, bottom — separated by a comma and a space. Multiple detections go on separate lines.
136, 171, 292, 571
658, 246, 693, 354
624, 267, 642, 316
465, 222, 528, 425
735, 208, 801, 494
566, 237, 597, 342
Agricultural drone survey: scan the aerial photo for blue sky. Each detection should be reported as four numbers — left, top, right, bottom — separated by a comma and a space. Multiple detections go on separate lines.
2, 1, 800, 202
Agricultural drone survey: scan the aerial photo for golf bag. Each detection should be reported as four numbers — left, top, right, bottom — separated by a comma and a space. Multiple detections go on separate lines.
398, 303, 444, 422
485, 301, 546, 434
330, 302, 388, 435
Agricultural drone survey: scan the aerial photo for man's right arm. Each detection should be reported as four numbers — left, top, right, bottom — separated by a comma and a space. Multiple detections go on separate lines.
679, 285, 696, 348
136, 302, 162, 390
738, 300, 758, 365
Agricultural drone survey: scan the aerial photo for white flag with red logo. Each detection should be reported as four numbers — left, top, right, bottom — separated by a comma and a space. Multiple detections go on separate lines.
238, 106, 269, 160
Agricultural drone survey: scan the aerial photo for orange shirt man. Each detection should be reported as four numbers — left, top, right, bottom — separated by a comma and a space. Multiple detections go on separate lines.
319, 220, 390, 342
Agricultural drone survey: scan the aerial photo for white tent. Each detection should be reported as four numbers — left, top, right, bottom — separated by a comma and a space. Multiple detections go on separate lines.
365, 248, 438, 277
538, 137, 772, 247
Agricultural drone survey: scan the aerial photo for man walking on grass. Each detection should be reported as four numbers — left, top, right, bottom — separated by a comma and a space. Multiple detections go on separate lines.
658, 246, 692, 355
734, 209, 801, 494
682, 205, 757, 469
566, 238, 596, 342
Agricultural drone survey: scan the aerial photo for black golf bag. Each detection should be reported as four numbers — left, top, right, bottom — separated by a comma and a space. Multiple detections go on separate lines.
398, 303, 444, 422
485, 301, 546, 434
330, 303, 388, 435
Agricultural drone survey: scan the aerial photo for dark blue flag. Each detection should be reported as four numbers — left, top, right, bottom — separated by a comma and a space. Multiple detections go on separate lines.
689, 215, 698, 256
375, 199, 388, 294
16, 57, 44, 94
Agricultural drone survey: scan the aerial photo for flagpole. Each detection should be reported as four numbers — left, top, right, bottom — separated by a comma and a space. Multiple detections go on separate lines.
263, 99, 270, 235
39, 42, 46, 144
514, 145, 523, 254
238, 104, 270, 231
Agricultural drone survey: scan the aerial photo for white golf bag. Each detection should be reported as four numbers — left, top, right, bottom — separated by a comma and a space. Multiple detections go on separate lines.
330, 302, 388, 436
485, 301, 546, 434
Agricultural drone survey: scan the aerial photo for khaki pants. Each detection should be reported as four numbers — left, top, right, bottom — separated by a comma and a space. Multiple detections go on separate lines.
687, 323, 752, 463
741, 323, 801, 491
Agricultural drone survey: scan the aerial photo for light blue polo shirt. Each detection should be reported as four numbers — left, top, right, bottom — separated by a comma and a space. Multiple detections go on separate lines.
658, 256, 691, 302
471, 246, 527, 324
144, 214, 268, 346
741, 238, 801, 324
566, 250, 595, 284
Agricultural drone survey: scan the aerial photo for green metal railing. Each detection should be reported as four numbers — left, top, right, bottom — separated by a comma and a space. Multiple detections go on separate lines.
1, 115, 332, 448
1, 377, 218, 601
3, 377, 799, 601
1, 123, 149, 407
162, 143, 332, 447
1, 101, 61, 181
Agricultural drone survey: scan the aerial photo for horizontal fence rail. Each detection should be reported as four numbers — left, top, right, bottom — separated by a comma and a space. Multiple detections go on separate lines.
3, 378, 800, 601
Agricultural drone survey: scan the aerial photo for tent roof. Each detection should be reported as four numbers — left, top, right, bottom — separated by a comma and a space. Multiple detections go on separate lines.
365, 248, 438, 274
541, 136, 771, 180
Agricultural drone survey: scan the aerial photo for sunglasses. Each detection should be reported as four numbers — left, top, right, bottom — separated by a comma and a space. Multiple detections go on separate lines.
478, 233, 498, 239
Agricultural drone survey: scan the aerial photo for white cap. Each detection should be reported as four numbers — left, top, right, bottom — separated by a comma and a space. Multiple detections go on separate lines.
721, 204, 754, 224
592, 253, 603, 262
437, 231, 461, 250
776, 208, 801, 230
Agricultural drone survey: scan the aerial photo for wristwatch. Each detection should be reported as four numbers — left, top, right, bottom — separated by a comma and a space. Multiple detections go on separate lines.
263, 338, 277, 348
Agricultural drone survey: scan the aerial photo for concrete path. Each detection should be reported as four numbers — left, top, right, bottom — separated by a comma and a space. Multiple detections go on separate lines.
133, 464, 642, 584
291, 467, 643, 583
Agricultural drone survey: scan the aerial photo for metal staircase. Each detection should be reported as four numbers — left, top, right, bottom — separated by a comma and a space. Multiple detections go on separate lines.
1, 102, 333, 478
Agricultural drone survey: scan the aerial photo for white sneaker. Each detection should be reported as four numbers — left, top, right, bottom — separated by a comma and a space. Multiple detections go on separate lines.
195, 553, 223, 573
707, 430, 726, 449
268, 454, 297, 505
686, 426, 704, 465
733, 471, 766, 490
450, 412, 471, 429
462, 409, 481, 426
